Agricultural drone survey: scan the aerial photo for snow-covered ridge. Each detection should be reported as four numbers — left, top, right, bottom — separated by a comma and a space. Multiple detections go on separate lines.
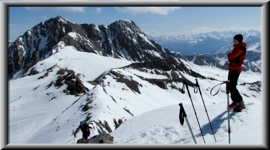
9, 44, 262, 144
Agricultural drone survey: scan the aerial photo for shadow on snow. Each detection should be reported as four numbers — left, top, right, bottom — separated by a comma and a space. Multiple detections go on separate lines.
197, 110, 237, 137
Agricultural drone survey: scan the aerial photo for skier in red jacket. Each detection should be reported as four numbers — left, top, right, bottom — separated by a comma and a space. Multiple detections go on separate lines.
227, 34, 247, 112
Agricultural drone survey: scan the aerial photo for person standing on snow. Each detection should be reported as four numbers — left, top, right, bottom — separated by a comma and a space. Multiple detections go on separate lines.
74, 120, 92, 140
227, 34, 247, 112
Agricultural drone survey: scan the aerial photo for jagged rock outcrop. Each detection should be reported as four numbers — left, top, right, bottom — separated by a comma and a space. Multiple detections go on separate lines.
76, 133, 114, 144
8, 16, 99, 80
8, 17, 184, 80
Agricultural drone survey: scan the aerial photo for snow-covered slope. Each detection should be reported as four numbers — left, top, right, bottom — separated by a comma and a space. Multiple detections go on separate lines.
27, 45, 131, 81
9, 46, 131, 143
9, 43, 261, 144
111, 99, 262, 144
9, 26, 262, 145
109, 66, 262, 144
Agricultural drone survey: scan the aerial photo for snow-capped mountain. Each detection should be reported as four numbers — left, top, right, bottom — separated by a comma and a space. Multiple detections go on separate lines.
9, 46, 261, 144
8, 16, 174, 80
8, 16, 262, 145
149, 30, 261, 73
149, 30, 261, 55
192, 36, 261, 73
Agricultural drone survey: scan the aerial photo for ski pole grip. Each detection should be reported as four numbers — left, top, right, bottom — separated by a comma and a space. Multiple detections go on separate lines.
179, 103, 187, 117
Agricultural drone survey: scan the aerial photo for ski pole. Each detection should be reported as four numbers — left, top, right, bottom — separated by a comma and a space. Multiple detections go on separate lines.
72, 130, 75, 144
179, 103, 197, 144
210, 80, 231, 143
183, 80, 206, 144
195, 79, 217, 142
226, 81, 231, 144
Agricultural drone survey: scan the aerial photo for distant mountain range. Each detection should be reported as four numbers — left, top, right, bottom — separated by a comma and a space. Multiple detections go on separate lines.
149, 30, 261, 73
149, 30, 260, 55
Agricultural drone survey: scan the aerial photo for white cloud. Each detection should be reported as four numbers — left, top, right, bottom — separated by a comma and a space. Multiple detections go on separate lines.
115, 7, 180, 15
25, 7, 85, 13
9, 24, 15, 27
96, 7, 101, 13
41, 15, 48, 20
169, 26, 261, 36
148, 26, 261, 37
189, 26, 261, 34
152, 30, 161, 35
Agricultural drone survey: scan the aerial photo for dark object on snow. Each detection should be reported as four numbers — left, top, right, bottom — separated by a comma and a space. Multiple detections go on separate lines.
87, 132, 114, 144
210, 80, 232, 144
74, 120, 92, 140
182, 80, 206, 144
179, 103, 197, 144
77, 138, 88, 143
179, 103, 186, 126
194, 79, 217, 142
233, 102, 246, 112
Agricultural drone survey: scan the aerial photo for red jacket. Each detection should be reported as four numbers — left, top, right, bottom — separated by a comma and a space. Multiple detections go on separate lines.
228, 42, 247, 73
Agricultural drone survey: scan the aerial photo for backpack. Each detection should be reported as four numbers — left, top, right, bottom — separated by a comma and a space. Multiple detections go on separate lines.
80, 120, 85, 125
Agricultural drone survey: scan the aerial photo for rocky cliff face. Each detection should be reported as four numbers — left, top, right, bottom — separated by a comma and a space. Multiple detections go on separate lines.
8, 16, 100, 79
8, 17, 180, 80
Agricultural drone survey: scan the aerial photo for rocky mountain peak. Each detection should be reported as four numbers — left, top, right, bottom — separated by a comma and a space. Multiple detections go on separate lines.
8, 16, 179, 80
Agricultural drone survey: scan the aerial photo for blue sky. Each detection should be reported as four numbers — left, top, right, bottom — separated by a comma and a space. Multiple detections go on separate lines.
8, 6, 261, 41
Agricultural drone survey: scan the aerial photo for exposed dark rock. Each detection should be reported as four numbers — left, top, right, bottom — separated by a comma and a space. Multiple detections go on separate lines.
186, 53, 261, 73
77, 138, 88, 144
109, 70, 142, 94
8, 17, 179, 80
54, 68, 89, 96
87, 133, 114, 144
113, 118, 123, 129
123, 108, 134, 117
239, 81, 261, 92
124, 59, 206, 79
26, 67, 39, 76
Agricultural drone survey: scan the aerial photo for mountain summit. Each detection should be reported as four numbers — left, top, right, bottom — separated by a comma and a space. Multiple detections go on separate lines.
8, 16, 175, 80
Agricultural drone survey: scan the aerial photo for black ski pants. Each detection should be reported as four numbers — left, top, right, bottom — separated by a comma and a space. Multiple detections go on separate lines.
83, 133, 89, 140
227, 70, 243, 103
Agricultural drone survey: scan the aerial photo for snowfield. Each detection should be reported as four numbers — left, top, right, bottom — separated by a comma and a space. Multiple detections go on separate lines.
111, 101, 262, 144
9, 46, 131, 143
8, 45, 263, 146
28, 46, 131, 81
